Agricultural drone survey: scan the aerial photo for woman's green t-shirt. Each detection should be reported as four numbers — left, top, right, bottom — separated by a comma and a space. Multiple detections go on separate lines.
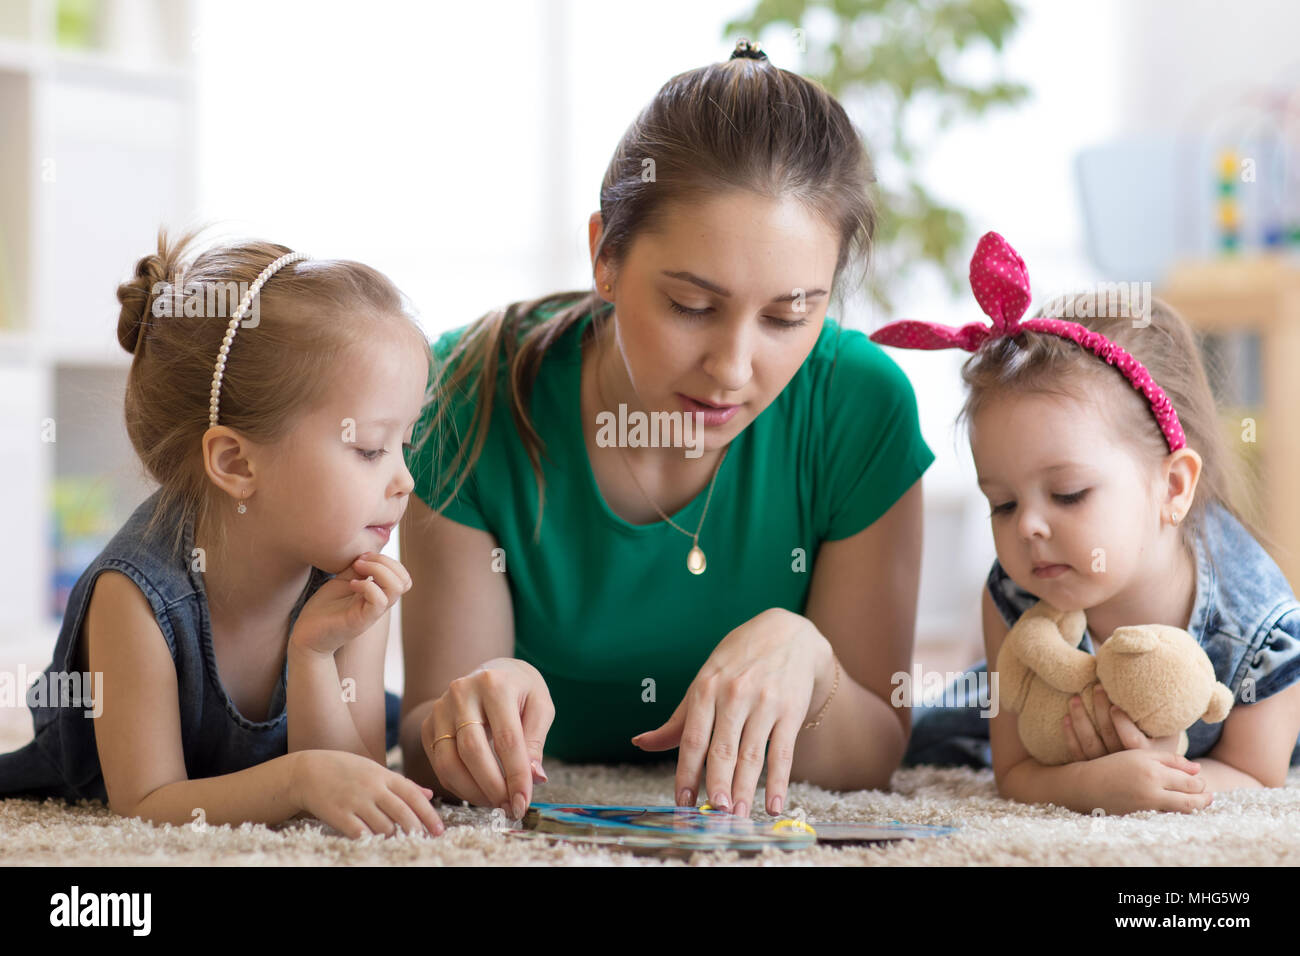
405, 303, 934, 763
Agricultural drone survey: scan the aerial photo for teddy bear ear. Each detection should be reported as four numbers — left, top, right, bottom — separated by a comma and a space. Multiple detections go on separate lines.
1104, 626, 1160, 654
1202, 683, 1234, 724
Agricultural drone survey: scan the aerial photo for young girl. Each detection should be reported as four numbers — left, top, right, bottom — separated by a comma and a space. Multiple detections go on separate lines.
0, 229, 445, 839
875, 231, 1300, 815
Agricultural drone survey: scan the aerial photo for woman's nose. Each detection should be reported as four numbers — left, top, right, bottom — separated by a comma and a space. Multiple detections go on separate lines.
700, 325, 753, 392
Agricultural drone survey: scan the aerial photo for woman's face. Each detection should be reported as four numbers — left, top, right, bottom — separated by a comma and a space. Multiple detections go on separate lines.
591, 190, 840, 453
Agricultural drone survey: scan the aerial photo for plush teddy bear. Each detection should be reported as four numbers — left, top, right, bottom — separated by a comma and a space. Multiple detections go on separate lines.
995, 599, 1234, 766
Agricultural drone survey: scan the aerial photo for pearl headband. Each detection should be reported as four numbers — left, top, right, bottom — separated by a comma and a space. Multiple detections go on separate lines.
869, 231, 1187, 453
207, 251, 310, 428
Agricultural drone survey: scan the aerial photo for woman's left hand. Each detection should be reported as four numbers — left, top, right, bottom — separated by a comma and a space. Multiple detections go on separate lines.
631, 608, 834, 819
1063, 684, 1184, 760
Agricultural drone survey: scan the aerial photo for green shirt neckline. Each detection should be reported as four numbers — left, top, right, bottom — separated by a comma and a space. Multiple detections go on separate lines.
562, 309, 748, 538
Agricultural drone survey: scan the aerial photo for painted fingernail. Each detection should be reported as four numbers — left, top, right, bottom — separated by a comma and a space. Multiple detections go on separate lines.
677, 788, 691, 806
771, 796, 783, 815
712, 792, 730, 811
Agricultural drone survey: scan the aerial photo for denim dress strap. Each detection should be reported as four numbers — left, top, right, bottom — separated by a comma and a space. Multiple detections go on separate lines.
0, 489, 408, 805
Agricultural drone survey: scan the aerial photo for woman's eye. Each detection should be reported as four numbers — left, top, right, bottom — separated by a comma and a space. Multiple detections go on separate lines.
667, 297, 711, 317
356, 448, 387, 462
668, 296, 810, 329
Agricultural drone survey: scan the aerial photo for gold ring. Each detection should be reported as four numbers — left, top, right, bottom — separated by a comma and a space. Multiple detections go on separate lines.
431, 733, 455, 748
455, 719, 485, 732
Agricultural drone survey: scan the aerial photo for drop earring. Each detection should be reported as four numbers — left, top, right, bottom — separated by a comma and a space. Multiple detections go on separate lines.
237, 491, 247, 515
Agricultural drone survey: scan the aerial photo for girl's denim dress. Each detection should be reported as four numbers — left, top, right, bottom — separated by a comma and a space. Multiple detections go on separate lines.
904, 500, 1300, 770
0, 489, 401, 804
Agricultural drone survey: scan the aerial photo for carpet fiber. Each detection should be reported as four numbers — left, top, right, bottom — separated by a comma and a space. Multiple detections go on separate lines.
2, 743, 1298, 865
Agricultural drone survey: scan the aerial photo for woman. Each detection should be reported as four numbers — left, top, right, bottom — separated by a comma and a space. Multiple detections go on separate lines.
399, 41, 934, 824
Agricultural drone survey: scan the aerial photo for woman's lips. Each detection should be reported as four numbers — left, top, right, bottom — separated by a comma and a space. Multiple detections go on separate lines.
677, 393, 741, 425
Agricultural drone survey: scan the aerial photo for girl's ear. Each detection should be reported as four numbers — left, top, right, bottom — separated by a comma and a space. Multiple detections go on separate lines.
200, 425, 256, 500
1164, 446, 1203, 520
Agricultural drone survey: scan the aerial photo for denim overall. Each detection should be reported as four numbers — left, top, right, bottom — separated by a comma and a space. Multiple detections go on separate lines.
0, 489, 401, 804
904, 501, 1300, 769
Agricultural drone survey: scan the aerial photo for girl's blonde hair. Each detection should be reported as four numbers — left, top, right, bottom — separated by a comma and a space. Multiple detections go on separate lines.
116, 227, 433, 563
956, 290, 1272, 577
425, 52, 878, 541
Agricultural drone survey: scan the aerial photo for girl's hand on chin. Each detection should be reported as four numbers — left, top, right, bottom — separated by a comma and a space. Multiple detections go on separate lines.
290, 552, 413, 657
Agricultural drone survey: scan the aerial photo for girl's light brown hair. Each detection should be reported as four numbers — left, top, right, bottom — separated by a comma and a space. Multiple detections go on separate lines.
424, 52, 878, 541
956, 289, 1273, 578
116, 227, 434, 566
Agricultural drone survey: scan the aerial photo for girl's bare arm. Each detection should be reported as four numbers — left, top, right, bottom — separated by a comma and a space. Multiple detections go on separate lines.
85, 570, 307, 826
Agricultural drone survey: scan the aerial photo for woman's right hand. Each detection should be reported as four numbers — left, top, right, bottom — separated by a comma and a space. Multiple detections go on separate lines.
421, 658, 555, 819
1079, 749, 1214, 815
291, 750, 446, 839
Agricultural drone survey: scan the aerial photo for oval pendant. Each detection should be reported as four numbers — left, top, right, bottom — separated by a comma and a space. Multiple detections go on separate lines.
687, 545, 706, 575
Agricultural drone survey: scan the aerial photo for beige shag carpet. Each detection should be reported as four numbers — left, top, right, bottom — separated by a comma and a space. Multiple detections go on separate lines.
2, 734, 1299, 865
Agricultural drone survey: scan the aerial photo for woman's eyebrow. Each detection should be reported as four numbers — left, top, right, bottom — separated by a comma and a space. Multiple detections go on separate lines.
661, 270, 827, 303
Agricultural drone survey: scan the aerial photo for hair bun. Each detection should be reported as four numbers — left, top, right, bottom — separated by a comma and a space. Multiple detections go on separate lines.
730, 38, 768, 61
116, 231, 182, 355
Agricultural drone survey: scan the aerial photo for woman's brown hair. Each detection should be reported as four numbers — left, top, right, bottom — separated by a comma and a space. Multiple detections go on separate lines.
426, 50, 878, 541
956, 289, 1273, 579
117, 227, 434, 568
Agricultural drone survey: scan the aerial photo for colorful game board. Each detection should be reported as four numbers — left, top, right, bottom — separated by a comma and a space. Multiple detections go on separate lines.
510, 802, 958, 857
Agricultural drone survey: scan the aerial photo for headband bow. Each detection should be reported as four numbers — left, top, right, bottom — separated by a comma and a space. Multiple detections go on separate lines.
869, 231, 1186, 453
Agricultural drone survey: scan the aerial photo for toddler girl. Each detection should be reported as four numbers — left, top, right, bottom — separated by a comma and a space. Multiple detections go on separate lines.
0, 229, 444, 838
875, 232, 1300, 814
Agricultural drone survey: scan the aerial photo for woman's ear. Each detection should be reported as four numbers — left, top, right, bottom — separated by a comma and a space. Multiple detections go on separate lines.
200, 425, 257, 502
588, 212, 615, 303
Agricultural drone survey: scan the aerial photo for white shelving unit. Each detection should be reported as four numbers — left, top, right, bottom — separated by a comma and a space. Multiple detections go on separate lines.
0, 0, 197, 646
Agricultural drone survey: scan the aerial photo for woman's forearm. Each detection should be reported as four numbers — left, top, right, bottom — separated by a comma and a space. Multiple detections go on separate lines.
788, 672, 906, 792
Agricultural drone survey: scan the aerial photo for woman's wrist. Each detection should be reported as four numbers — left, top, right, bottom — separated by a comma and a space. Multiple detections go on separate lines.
797, 617, 838, 728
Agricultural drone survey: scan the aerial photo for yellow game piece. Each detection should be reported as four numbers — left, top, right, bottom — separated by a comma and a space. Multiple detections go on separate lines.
772, 818, 817, 836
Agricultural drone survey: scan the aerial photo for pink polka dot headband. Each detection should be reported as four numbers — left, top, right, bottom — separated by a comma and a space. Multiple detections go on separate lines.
868, 231, 1187, 453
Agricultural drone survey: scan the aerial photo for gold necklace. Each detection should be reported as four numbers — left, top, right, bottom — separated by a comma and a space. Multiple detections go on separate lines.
594, 347, 728, 575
